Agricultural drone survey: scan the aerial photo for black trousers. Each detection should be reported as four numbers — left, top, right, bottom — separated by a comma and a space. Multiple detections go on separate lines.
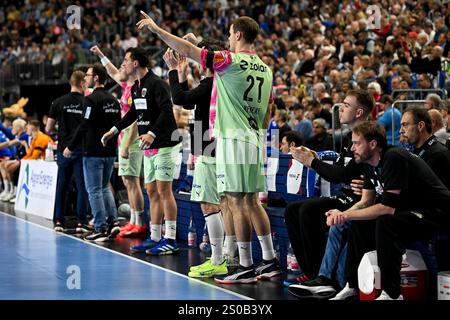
284, 196, 354, 278
346, 210, 450, 298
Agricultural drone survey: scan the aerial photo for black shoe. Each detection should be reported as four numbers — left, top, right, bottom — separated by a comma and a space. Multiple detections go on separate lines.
54, 221, 64, 232
108, 221, 120, 239
76, 223, 93, 234
288, 275, 336, 299
84, 231, 109, 242
214, 265, 257, 284
255, 258, 283, 280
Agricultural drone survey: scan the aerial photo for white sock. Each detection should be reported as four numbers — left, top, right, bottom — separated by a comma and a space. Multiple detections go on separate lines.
165, 220, 177, 240
224, 235, 237, 258
129, 209, 136, 225
3, 180, 9, 192
2, 180, 9, 194
9, 181, 14, 193
237, 241, 253, 267
151, 224, 162, 242
186, 169, 194, 176
257, 234, 276, 261
135, 210, 144, 226
205, 211, 224, 265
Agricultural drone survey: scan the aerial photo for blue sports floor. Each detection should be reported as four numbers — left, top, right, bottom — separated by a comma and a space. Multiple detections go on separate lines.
0, 212, 248, 300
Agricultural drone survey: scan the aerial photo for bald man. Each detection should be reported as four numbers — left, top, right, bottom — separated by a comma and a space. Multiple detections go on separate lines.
428, 109, 450, 144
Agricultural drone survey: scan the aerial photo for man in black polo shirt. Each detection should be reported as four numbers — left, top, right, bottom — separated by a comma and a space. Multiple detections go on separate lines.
400, 106, 450, 189
102, 48, 182, 255
328, 122, 450, 300
46, 70, 90, 233
64, 64, 122, 242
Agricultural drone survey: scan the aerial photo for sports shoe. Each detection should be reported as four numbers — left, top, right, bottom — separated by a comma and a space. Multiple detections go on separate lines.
123, 225, 148, 238
188, 259, 228, 278
288, 276, 336, 299
145, 238, 179, 255
375, 290, 403, 300
329, 283, 358, 300
76, 223, 93, 233
214, 265, 257, 284
107, 221, 121, 240
119, 223, 135, 233
130, 237, 160, 253
190, 257, 211, 271
84, 231, 109, 242
54, 221, 64, 232
283, 274, 311, 287
255, 258, 283, 280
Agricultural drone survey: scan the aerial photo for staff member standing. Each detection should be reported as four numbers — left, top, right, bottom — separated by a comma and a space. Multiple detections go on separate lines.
64, 64, 121, 242
47, 70, 90, 233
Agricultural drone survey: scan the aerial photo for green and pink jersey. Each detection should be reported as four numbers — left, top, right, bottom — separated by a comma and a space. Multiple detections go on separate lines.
201, 49, 273, 147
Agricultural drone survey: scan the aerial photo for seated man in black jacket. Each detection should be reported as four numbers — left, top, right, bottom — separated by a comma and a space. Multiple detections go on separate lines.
284, 89, 373, 283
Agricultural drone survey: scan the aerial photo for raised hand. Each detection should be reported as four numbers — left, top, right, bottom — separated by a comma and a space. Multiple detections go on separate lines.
163, 48, 179, 71
90, 45, 104, 58
183, 33, 199, 45
136, 11, 158, 33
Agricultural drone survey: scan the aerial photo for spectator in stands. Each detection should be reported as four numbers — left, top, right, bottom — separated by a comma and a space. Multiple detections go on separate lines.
377, 95, 401, 145
280, 131, 304, 154
330, 122, 450, 300
417, 73, 433, 89
285, 89, 373, 284
292, 103, 312, 141
425, 93, 443, 111
428, 109, 450, 145
306, 118, 333, 151
274, 109, 291, 141
0, 120, 52, 203
310, 99, 332, 129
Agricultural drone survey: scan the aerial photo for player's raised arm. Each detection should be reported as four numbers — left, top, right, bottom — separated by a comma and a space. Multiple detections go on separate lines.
136, 11, 202, 64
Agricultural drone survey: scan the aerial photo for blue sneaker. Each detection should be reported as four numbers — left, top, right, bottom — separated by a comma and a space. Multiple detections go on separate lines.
145, 238, 179, 255
130, 237, 160, 253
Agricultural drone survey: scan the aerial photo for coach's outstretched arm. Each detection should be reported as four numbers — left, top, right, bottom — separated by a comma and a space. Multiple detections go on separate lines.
137, 11, 202, 64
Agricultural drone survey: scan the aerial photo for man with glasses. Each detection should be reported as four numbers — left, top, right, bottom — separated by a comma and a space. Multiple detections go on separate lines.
285, 90, 373, 285
64, 64, 122, 242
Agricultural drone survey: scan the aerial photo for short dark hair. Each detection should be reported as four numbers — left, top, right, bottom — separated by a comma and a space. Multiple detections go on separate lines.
197, 38, 224, 52
352, 121, 387, 150
231, 16, 259, 44
126, 47, 149, 68
403, 106, 433, 134
293, 103, 304, 111
283, 131, 304, 147
90, 63, 108, 84
347, 89, 374, 117
28, 119, 41, 128
70, 70, 85, 87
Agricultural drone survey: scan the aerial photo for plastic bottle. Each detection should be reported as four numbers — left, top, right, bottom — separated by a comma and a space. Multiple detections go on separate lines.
45, 142, 54, 161
199, 224, 211, 254
286, 242, 293, 271
272, 232, 280, 261
187, 216, 197, 247
288, 242, 300, 273
259, 191, 268, 208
